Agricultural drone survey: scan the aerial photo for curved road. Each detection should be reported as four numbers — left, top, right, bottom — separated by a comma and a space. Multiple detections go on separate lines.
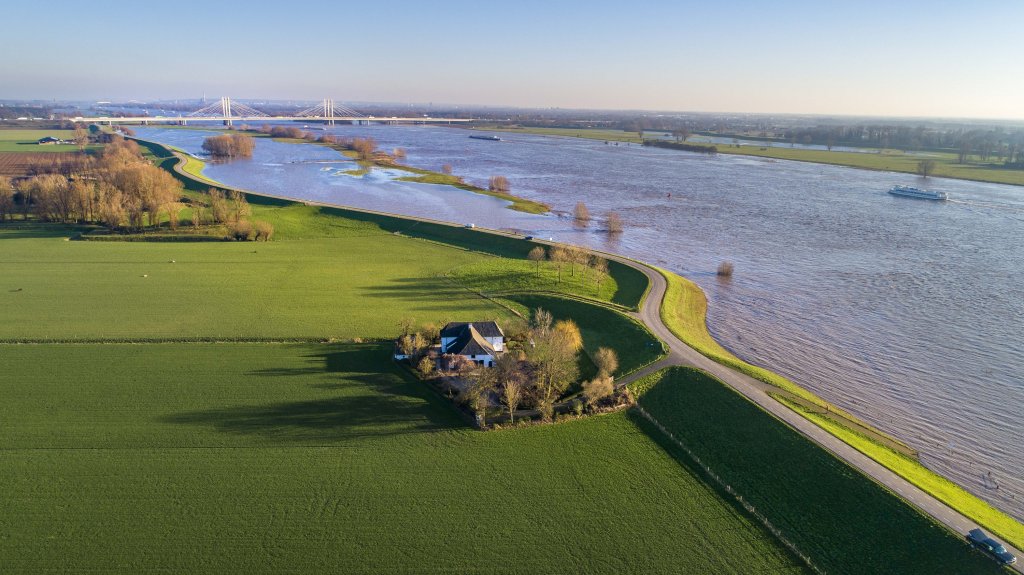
600, 251, 1023, 573
159, 143, 1021, 571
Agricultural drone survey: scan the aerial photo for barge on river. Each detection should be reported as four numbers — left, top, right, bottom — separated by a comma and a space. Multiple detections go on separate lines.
888, 185, 948, 201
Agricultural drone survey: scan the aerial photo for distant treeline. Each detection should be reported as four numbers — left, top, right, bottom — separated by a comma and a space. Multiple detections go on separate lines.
643, 140, 717, 154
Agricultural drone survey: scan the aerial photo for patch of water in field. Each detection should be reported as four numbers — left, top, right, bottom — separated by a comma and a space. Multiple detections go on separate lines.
136, 125, 1024, 521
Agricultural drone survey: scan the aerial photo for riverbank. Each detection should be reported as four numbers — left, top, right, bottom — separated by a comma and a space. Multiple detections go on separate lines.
655, 267, 1024, 552
142, 132, 1024, 554
471, 125, 1024, 187
165, 126, 551, 214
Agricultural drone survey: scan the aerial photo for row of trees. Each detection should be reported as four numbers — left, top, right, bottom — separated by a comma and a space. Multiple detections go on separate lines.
0, 138, 184, 230
202, 134, 256, 158
527, 244, 610, 289
243, 125, 383, 162
0, 136, 275, 240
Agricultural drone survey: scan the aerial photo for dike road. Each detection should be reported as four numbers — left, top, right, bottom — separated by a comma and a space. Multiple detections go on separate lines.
162, 145, 1022, 571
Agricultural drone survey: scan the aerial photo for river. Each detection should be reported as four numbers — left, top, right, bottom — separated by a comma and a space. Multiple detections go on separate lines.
134, 125, 1024, 521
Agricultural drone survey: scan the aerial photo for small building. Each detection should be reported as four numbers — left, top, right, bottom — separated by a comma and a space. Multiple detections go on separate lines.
441, 321, 505, 368
440, 321, 504, 353
394, 321, 506, 369
37, 136, 61, 145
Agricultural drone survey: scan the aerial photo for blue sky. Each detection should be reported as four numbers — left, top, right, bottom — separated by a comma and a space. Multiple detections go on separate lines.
3, 0, 1021, 118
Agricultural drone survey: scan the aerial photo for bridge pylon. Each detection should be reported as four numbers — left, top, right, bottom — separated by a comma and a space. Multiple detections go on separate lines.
221, 97, 232, 127
324, 99, 335, 126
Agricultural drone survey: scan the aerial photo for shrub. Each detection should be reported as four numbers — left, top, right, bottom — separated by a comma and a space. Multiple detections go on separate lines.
253, 220, 274, 242
229, 219, 254, 241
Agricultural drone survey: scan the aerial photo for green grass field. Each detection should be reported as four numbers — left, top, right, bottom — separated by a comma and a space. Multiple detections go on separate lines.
0, 129, 99, 153
449, 257, 622, 305
0, 223, 514, 341
657, 267, 1024, 551
0, 343, 807, 574
2, 132, 1012, 572
629, 367, 1001, 574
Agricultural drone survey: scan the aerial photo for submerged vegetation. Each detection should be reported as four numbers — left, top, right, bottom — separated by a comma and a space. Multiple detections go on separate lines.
201, 133, 256, 158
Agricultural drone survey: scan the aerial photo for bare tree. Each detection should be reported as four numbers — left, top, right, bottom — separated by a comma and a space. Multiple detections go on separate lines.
190, 201, 205, 229
73, 125, 90, 151
593, 347, 619, 377
398, 317, 416, 337
583, 375, 614, 409
573, 202, 591, 225
564, 245, 585, 277
591, 256, 609, 290
527, 318, 582, 421
717, 261, 734, 277
228, 190, 251, 222
496, 353, 525, 423
917, 159, 937, 177
548, 246, 567, 283
501, 378, 523, 423
466, 366, 497, 426
0, 178, 14, 222
527, 246, 546, 273
253, 219, 274, 241
417, 356, 435, 377
208, 189, 230, 223
441, 164, 453, 175
672, 128, 692, 142
488, 175, 510, 193
605, 212, 624, 234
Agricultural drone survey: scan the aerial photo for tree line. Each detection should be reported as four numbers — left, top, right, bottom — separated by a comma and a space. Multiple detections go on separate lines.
0, 135, 274, 240
527, 244, 611, 289
0, 138, 183, 229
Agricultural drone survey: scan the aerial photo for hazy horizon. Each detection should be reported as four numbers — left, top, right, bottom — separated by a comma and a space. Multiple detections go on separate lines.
3, 0, 1022, 120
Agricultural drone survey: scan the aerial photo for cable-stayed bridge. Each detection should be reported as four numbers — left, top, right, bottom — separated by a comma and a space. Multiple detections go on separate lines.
71, 97, 472, 125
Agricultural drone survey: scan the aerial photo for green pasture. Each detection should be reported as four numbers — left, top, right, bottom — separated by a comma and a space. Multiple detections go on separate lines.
629, 367, 1001, 574
0, 129, 98, 152
0, 343, 806, 574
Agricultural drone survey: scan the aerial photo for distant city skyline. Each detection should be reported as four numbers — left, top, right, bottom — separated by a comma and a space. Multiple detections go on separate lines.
3, 0, 1022, 120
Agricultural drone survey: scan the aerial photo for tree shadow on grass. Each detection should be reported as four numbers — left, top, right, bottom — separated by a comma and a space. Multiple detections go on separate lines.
161, 343, 466, 442
357, 277, 505, 313
161, 393, 457, 443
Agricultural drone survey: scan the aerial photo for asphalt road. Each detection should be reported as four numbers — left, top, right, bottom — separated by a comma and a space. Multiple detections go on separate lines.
604, 252, 1023, 573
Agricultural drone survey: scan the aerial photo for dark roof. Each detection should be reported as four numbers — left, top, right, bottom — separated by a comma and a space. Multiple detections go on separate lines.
446, 324, 496, 357
441, 321, 504, 339
38, 136, 60, 143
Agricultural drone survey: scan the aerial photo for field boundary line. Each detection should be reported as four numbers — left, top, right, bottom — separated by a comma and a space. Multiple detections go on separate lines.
633, 404, 825, 575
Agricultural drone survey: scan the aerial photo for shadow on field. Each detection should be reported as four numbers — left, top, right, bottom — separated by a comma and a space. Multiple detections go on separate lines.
358, 277, 489, 312
161, 343, 464, 442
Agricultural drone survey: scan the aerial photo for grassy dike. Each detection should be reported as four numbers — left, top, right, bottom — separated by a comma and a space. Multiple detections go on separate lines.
656, 267, 1024, 551
627, 367, 998, 574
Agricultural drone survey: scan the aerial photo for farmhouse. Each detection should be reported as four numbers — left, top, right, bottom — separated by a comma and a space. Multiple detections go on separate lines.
37, 136, 62, 145
441, 321, 505, 367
